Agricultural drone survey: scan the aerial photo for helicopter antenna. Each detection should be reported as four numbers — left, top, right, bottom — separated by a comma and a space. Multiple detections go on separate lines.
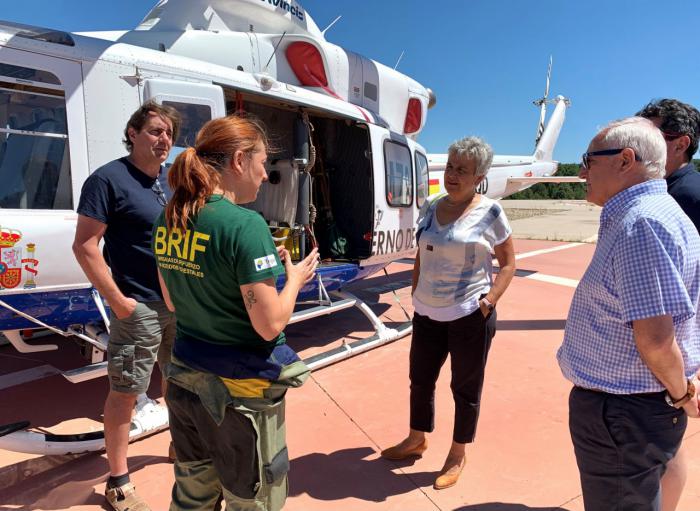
321, 15, 342, 36
263, 31, 287, 74
394, 50, 405, 70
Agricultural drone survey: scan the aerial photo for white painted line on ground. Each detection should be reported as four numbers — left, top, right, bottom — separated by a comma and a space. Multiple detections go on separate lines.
515, 242, 585, 261
523, 273, 580, 288
0, 365, 60, 390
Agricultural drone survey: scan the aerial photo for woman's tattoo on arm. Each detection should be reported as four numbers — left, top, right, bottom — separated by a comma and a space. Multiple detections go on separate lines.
245, 290, 257, 310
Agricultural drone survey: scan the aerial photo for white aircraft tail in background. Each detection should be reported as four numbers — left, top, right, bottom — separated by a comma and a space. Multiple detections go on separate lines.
428, 59, 582, 200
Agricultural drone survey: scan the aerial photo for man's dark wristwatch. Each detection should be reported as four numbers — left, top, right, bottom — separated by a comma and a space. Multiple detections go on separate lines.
665, 379, 696, 408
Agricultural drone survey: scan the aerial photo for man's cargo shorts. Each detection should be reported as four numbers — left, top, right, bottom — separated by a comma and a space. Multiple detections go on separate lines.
107, 300, 176, 394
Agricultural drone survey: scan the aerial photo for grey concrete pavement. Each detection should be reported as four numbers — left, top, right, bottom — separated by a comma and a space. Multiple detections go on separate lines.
501, 199, 601, 242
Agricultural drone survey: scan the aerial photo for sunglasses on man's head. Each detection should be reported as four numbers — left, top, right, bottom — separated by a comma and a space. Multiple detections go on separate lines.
580, 148, 641, 170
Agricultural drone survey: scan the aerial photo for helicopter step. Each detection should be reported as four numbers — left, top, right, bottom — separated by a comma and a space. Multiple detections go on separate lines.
288, 297, 357, 324
61, 361, 108, 384
304, 319, 412, 371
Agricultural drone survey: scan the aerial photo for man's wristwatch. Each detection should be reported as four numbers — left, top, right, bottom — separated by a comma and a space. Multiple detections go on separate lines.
480, 297, 495, 313
665, 378, 696, 408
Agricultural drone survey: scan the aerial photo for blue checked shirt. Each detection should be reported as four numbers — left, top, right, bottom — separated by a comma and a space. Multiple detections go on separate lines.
557, 180, 700, 394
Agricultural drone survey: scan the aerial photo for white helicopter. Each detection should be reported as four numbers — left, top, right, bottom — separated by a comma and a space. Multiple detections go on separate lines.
0, 0, 571, 455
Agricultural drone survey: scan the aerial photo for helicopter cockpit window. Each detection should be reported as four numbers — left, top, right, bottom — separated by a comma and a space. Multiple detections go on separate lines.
384, 140, 413, 207
0, 64, 60, 85
162, 101, 212, 148
415, 151, 429, 208
0, 72, 72, 210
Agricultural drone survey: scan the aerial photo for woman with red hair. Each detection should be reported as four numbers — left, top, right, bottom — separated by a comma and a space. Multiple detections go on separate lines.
153, 115, 318, 511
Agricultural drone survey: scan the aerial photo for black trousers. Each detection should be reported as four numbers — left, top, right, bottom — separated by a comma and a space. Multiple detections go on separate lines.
569, 386, 687, 511
409, 308, 496, 444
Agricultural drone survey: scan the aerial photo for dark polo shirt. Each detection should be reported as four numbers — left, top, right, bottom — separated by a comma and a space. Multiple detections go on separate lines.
666, 162, 700, 233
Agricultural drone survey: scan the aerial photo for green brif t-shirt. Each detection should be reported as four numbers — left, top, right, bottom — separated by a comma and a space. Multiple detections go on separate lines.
153, 195, 285, 347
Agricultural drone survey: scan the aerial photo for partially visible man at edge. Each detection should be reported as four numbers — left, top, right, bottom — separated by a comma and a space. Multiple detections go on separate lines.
72, 101, 180, 511
637, 98, 700, 511
638, 98, 700, 231
558, 116, 700, 510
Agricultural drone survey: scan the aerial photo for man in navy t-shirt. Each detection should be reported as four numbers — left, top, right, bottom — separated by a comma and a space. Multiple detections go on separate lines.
73, 101, 180, 511
638, 99, 700, 231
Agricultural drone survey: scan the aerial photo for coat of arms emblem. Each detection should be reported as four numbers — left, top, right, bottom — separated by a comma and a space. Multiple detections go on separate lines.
0, 227, 39, 290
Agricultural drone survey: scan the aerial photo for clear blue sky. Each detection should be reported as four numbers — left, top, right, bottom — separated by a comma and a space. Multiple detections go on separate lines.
3, 0, 700, 163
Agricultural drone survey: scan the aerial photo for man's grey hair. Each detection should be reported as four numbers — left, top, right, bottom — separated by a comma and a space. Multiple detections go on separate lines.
448, 136, 493, 177
597, 117, 666, 179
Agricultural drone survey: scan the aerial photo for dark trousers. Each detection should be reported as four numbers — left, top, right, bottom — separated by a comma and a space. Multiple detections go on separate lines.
569, 386, 687, 511
409, 308, 496, 444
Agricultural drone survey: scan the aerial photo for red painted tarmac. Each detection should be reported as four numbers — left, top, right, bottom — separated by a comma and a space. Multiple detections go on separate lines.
2, 239, 700, 510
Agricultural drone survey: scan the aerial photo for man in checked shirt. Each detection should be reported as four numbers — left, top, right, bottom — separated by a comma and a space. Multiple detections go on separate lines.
557, 116, 700, 510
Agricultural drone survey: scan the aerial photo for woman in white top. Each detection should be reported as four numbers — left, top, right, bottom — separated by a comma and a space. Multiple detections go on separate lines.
381, 136, 516, 490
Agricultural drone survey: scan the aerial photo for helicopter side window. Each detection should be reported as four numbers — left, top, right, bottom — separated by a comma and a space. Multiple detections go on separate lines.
162, 101, 213, 148
0, 75, 72, 210
415, 151, 429, 208
384, 140, 413, 207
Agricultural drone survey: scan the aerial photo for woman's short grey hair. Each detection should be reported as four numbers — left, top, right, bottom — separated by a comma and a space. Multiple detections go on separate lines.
598, 117, 666, 179
448, 136, 493, 177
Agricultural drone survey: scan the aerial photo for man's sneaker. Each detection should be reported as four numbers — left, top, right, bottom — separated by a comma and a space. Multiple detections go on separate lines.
105, 482, 151, 511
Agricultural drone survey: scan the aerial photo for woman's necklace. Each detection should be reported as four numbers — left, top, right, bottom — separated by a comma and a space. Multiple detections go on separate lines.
443, 194, 475, 208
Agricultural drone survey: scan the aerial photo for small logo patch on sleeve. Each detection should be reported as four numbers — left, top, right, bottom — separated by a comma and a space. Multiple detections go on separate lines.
254, 254, 278, 272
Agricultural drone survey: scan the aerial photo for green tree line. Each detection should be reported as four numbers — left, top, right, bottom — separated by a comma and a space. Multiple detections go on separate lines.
503, 160, 700, 200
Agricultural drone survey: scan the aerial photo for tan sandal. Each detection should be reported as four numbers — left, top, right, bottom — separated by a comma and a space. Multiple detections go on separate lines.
380, 439, 428, 460
434, 457, 465, 490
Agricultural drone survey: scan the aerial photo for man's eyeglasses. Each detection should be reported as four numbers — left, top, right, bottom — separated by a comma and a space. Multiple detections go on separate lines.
580, 148, 641, 170
152, 178, 167, 207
